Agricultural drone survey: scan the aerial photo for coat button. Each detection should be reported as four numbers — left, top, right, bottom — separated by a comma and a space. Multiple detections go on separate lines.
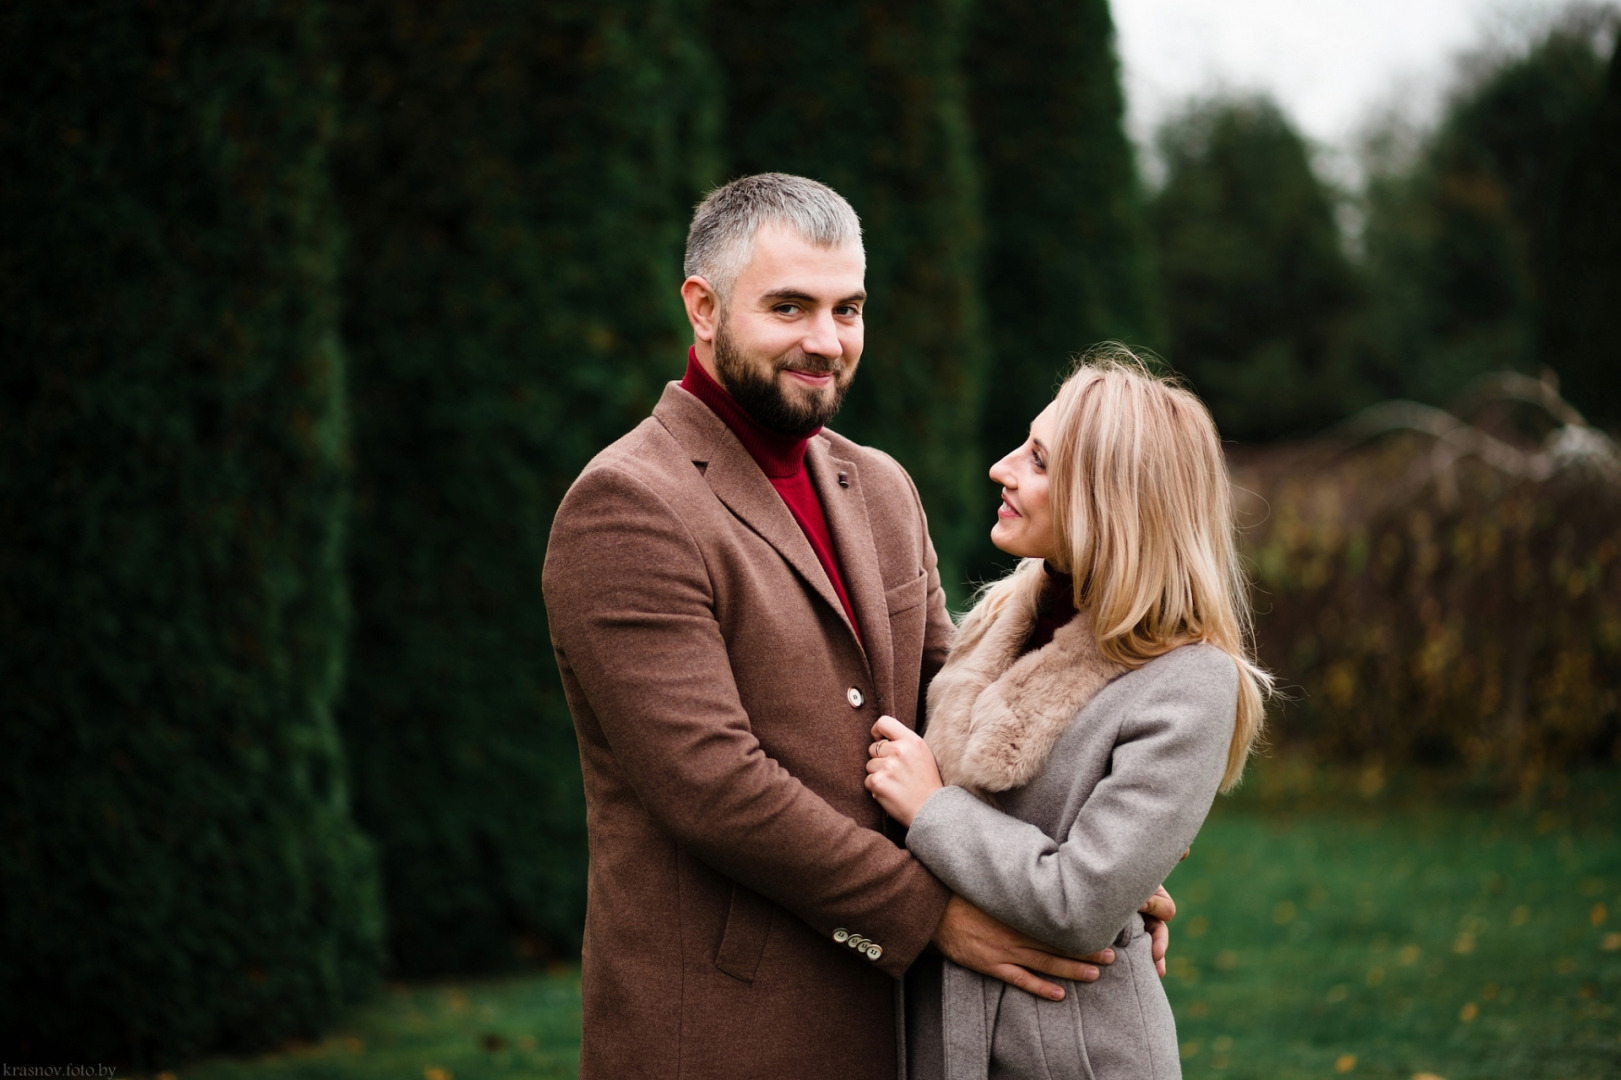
832, 928, 849, 943
866, 944, 883, 961
847, 687, 864, 708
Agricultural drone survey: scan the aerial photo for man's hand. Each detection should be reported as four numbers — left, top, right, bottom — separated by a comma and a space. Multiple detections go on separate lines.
931, 895, 1114, 1001
1139, 883, 1177, 978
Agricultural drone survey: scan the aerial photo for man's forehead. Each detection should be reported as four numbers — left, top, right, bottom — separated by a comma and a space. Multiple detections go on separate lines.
738, 223, 865, 291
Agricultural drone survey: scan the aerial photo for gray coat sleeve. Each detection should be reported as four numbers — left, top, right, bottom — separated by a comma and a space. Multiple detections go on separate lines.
905, 645, 1238, 955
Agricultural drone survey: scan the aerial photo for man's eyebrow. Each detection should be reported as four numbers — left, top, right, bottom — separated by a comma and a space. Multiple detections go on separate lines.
760, 288, 868, 305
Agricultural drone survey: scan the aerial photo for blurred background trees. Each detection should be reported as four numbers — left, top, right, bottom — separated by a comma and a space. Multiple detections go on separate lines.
1150, 96, 1363, 440
2, 0, 1617, 1065
1355, 7, 1617, 408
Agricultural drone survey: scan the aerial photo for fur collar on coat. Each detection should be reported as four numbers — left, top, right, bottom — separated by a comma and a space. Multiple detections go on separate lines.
925, 561, 1128, 797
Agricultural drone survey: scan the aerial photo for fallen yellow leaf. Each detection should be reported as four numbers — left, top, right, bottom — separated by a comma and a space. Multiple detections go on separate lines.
1335, 1053, 1357, 1072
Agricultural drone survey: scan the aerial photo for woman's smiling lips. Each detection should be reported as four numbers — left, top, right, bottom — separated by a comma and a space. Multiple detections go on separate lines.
998, 493, 1021, 519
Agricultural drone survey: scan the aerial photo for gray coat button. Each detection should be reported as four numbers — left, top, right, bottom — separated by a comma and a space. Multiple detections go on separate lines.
847, 687, 864, 708
866, 944, 883, 961
832, 928, 849, 943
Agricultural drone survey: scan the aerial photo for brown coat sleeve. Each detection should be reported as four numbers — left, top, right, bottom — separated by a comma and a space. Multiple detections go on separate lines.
545, 463, 949, 976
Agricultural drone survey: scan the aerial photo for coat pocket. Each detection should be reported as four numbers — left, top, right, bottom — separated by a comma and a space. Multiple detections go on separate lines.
714, 881, 773, 983
884, 571, 928, 616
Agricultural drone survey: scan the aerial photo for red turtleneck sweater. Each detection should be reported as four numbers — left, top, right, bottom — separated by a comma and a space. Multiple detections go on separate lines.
680, 350, 862, 643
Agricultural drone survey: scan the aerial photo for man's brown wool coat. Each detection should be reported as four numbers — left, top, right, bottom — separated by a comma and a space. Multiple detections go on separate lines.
543, 382, 957, 1079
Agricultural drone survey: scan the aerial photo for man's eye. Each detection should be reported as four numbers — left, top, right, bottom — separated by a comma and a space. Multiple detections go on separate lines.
774, 304, 800, 315
836, 305, 862, 317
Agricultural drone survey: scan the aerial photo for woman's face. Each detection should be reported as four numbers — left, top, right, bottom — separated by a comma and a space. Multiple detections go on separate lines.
989, 401, 1060, 563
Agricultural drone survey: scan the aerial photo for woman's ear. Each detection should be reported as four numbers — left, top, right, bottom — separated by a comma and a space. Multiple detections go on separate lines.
681, 276, 720, 344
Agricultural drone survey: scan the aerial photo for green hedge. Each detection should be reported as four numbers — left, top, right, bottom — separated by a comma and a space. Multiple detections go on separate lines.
0, 1, 380, 1063
708, 0, 989, 594
329, 0, 718, 975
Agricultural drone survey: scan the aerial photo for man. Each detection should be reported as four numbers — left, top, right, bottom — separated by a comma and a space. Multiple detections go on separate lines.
544, 174, 1165, 1079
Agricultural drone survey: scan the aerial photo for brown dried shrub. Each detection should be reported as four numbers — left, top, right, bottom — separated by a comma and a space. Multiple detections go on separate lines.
1231, 375, 1621, 782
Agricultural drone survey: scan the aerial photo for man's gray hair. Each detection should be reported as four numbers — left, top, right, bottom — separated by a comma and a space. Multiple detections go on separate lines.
683, 173, 863, 300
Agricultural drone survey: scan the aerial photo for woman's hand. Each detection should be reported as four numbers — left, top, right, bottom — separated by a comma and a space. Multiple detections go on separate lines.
865, 715, 943, 827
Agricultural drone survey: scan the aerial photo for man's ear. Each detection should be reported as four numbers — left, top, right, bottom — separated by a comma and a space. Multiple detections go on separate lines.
681, 276, 720, 344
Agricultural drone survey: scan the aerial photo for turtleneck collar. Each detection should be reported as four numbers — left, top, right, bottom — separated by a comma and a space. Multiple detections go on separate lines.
680, 347, 816, 479
1023, 561, 1079, 655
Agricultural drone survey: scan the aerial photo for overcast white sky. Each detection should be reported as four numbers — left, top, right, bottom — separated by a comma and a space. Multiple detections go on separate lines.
1112, 0, 1587, 174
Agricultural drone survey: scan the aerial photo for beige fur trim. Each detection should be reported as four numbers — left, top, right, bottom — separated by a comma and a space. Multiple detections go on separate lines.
926, 566, 1128, 794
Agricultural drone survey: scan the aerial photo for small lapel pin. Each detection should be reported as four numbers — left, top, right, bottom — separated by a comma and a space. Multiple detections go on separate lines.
837, 472, 849, 488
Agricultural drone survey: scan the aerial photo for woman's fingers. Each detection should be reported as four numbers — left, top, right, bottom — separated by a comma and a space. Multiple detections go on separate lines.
870, 714, 910, 742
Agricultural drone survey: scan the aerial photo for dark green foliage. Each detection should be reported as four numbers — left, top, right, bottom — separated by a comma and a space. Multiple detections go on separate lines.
967, 0, 1161, 542
1358, 15, 1614, 407
707, 0, 989, 593
1545, 34, 1621, 427
0, 0, 381, 1063
1150, 96, 1362, 441
330, 0, 719, 975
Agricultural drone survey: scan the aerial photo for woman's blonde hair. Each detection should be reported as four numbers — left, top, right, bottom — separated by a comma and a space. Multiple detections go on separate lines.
969, 344, 1271, 790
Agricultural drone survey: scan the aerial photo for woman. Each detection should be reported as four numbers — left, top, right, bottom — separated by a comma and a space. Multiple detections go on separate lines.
866, 347, 1271, 1080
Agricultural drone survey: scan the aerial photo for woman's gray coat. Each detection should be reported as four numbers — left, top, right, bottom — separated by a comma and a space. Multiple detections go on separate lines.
904, 563, 1237, 1079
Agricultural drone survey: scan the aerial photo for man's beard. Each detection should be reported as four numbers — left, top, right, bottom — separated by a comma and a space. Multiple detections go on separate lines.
713, 320, 850, 437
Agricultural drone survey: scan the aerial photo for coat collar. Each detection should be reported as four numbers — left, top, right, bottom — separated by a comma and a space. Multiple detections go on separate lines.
651, 382, 890, 694
925, 561, 1127, 794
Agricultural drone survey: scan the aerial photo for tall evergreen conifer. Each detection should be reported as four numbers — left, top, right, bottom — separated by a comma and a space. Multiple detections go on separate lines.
1544, 34, 1621, 426
1359, 14, 1613, 408
0, 2, 380, 1061
330, 0, 719, 974
1151, 97, 1360, 440
967, 0, 1160, 574
707, 0, 988, 594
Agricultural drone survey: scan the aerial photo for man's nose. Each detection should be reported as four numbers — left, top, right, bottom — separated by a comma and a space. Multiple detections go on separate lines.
801, 309, 843, 359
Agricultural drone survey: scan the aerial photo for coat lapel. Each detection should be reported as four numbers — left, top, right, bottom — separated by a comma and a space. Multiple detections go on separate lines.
653, 384, 864, 656
807, 440, 891, 704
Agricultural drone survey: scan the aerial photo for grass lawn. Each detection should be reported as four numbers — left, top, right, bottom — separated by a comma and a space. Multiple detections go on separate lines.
168, 761, 1619, 1080
1166, 761, 1621, 1080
